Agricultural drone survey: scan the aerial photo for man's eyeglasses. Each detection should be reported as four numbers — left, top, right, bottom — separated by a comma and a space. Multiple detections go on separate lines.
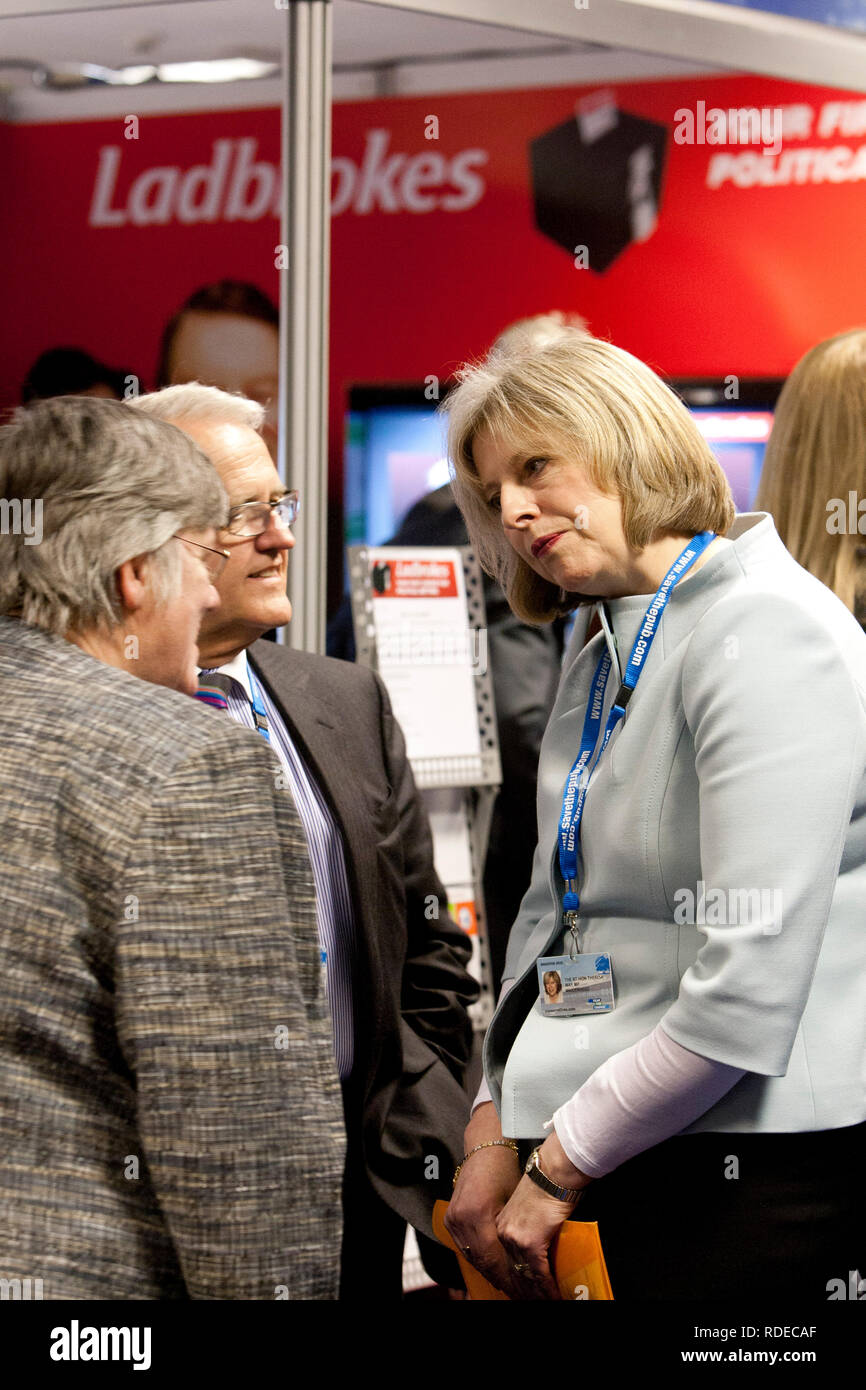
224, 492, 300, 538
176, 536, 230, 582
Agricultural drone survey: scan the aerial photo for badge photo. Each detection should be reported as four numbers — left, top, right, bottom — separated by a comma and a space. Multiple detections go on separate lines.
537, 953, 616, 1016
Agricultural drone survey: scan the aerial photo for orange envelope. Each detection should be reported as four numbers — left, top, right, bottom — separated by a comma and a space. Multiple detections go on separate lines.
432, 1198, 614, 1301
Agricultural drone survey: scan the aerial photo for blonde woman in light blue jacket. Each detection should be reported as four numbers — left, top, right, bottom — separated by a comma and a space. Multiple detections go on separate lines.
443, 335, 866, 1302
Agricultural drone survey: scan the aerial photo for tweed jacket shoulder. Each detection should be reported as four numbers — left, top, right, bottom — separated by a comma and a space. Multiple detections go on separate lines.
0, 618, 345, 1300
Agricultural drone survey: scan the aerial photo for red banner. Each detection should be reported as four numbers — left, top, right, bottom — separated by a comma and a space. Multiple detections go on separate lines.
2, 73, 865, 487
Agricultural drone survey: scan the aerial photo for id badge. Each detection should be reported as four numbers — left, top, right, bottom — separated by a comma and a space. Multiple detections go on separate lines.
537, 953, 615, 1016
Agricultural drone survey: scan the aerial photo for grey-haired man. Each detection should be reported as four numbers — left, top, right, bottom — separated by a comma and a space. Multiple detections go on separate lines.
0, 396, 344, 1299
131, 384, 478, 1299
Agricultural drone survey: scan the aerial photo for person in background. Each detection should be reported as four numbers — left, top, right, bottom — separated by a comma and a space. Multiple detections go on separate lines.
444, 334, 866, 1301
156, 280, 280, 458
755, 326, 866, 630
0, 397, 344, 1298
128, 383, 479, 1301
487, 310, 588, 359
328, 312, 588, 992
21, 346, 134, 402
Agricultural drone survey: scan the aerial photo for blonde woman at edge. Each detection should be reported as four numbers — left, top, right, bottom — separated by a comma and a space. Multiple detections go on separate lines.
756, 327, 866, 630
442, 334, 866, 1301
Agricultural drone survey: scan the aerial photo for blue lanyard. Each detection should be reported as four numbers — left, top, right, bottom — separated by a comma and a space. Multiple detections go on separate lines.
558, 533, 716, 928
247, 664, 272, 743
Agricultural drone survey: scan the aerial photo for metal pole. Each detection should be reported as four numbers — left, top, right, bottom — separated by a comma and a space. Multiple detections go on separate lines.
279, 0, 332, 653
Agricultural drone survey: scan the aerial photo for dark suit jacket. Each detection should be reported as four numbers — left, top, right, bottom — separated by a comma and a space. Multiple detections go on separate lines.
249, 638, 479, 1236
0, 618, 345, 1300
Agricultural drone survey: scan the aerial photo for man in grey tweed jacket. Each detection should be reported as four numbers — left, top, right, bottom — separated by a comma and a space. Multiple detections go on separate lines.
0, 398, 345, 1299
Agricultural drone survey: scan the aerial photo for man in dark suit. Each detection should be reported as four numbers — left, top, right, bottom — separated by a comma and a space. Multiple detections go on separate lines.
130, 384, 479, 1299
0, 397, 344, 1299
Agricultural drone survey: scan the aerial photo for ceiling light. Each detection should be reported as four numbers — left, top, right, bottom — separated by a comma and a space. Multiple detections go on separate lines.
1, 56, 280, 91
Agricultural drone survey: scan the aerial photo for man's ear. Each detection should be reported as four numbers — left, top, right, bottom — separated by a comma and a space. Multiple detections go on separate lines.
115, 553, 152, 614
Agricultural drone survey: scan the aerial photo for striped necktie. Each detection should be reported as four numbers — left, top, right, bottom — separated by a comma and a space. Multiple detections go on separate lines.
196, 670, 271, 742
195, 671, 236, 711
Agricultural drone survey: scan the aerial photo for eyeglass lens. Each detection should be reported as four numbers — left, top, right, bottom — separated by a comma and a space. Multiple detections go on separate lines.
226, 495, 299, 536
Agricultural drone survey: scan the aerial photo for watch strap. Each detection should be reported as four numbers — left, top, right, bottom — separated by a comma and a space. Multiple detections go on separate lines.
524, 1146, 583, 1203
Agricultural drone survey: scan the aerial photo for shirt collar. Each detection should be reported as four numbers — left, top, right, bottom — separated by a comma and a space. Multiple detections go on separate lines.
198, 650, 254, 703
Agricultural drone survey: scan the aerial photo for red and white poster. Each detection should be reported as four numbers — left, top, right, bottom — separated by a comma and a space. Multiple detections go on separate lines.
2, 72, 865, 488
366, 546, 482, 767
371, 556, 459, 600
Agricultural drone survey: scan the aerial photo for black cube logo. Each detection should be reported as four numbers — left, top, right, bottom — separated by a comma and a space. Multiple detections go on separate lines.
530, 91, 668, 273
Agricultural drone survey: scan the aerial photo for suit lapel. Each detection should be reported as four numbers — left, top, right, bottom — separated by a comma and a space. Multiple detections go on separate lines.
248, 643, 381, 943
249, 643, 386, 1097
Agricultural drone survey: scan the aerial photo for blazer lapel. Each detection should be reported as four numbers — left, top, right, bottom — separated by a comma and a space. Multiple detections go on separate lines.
247, 644, 382, 943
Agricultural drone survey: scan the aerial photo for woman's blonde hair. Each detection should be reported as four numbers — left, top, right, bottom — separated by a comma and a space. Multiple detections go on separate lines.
446, 336, 735, 623
755, 328, 866, 616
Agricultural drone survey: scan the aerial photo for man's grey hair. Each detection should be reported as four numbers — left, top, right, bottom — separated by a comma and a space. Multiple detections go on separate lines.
0, 395, 227, 636
129, 382, 265, 433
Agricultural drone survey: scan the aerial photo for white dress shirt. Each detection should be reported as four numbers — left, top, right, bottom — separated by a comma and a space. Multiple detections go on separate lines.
199, 651, 357, 1080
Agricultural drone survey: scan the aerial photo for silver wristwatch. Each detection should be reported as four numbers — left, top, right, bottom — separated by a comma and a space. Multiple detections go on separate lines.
524, 1146, 583, 1203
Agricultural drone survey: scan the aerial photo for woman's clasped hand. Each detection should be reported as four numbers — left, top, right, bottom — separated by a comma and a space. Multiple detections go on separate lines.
445, 1101, 590, 1299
